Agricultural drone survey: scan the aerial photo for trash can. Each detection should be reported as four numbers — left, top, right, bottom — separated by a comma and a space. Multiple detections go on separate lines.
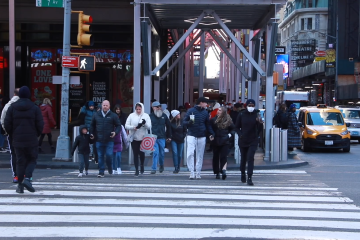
72, 126, 79, 162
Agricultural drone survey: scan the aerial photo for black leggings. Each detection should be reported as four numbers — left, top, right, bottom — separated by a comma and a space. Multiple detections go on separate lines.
131, 140, 145, 171
39, 133, 53, 147
212, 144, 229, 174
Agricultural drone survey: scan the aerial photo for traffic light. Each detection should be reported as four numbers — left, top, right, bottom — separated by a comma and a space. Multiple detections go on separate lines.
77, 12, 94, 46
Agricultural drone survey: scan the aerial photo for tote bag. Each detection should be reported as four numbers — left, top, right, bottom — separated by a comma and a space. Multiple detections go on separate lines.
140, 130, 157, 154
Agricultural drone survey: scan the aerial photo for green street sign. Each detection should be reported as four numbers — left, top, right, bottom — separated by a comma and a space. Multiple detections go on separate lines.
36, 0, 64, 8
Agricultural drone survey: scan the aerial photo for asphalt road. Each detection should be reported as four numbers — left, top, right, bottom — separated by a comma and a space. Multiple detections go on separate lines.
0, 143, 359, 240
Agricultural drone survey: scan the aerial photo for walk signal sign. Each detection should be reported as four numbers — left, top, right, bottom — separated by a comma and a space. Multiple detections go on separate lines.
77, 12, 94, 46
78, 56, 96, 71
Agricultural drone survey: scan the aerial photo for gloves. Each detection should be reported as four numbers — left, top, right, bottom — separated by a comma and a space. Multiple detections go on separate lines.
136, 123, 143, 129
228, 133, 232, 138
141, 119, 146, 125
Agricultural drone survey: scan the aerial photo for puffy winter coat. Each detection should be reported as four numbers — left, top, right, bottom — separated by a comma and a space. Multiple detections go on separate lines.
71, 125, 93, 155
170, 120, 187, 143
80, 102, 97, 128
210, 116, 235, 146
40, 104, 56, 134
125, 102, 152, 142
4, 98, 44, 148
235, 109, 262, 147
183, 105, 214, 138
89, 110, 121, 143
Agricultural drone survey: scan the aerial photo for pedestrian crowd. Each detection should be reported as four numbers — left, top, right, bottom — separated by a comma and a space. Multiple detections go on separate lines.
0, 87, 302, 194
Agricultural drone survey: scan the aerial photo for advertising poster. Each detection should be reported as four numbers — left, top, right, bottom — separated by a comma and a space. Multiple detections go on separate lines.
276, 54, 289, 80
115, 50, 133, 112
69, 74, 86, 117
0, 48, 4, 94
31, 48, 56, 63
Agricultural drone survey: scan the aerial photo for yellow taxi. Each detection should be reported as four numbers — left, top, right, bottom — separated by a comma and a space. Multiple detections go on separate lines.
298, 104, 351, 152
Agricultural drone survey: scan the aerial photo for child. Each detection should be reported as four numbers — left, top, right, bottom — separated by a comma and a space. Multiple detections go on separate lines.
112, 124, 129, 174
72, 125, 93, 177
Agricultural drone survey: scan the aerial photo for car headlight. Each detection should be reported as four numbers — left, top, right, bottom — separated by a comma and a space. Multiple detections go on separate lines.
340, 130, 349, 135
306, 129, 315, 135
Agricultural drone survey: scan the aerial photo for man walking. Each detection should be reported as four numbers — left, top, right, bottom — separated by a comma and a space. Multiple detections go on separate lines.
90, 100, 121, 177
183, 97, 215, 180
4, 86, 44, 193
149, 101, 172, 174
1, 88, 20, 183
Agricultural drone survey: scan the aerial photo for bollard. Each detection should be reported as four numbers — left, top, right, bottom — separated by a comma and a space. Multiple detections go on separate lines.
271, 127, 280, 162
234, 133, 240, 164
280, 129, 288, 161
72, 126, 79, 162
183, 136, 187, 166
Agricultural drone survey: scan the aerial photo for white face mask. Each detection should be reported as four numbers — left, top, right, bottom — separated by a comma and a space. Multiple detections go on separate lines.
247, 107, 255, 112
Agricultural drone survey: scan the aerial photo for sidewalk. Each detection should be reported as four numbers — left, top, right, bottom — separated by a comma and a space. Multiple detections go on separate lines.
0, 142, 308, 171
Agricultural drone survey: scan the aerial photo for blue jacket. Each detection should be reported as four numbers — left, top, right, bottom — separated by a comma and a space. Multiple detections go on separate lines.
80, 102, 97, 128
149, 113, 172, 139
183, 106, 214, 138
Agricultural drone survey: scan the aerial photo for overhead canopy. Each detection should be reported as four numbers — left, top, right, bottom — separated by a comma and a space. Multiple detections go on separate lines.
144, 0, 287, 30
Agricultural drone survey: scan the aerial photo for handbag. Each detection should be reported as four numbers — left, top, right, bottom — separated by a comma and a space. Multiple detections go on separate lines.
140, 129, 157, 154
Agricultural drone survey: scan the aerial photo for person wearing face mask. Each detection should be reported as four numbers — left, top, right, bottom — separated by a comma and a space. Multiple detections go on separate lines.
235, 99, 263, 186
287, 104, 301, 152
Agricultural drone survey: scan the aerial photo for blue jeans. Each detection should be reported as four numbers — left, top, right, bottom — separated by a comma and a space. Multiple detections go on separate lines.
152, 138, 165, 170
78, 154, 89, 173
171, 141, 184, 168
96, 142, 114, 174
112, 152, 122, 169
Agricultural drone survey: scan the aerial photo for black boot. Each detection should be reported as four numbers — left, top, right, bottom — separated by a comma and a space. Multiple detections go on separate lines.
241, 174, 246, 183
173, 167, 177, 174
176, 167, 180, 173
215, 173, 220, 179
222, 170, 227, 180
16, 184, 24, 194
140, 165, 144, 174
247, 176, 254, 186
159, 165, 164, 173
22, 178, 35, 192
135, 170, 139, 177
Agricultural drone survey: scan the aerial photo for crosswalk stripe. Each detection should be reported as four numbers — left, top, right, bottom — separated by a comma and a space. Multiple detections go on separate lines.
0, 189, 352, 202
0, 227, 359, 239
1, 204, 359, 219
2, 214, 360, 230
0, 197, 358, 210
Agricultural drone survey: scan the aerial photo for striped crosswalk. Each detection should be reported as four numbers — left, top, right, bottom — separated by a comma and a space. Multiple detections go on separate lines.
0, 170, 359, 239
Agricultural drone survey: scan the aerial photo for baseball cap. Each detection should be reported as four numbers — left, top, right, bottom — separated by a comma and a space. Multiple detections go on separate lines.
196, 97, 209, 104
151, 101, 161, 107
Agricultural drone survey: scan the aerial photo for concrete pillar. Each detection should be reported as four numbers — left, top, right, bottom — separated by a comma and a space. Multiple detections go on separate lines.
133, 0, 141, 105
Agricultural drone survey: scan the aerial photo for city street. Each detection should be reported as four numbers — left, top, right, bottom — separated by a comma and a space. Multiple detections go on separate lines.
0, 143, 359, 239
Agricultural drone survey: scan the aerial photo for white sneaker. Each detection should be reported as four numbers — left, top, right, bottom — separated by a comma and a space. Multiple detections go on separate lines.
117, 168, 122, 174
78, 173, 83, 178
164, 148, 169, 153
189, 172, 195, 180
196, 173, 201, 180
85, 170, 88, 176
112, 170, 117, 174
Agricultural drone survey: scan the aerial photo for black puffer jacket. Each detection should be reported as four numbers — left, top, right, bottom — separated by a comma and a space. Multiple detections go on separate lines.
4, 98, 44, 148
235, 109, 262, 147
210, 116, 235, 146
71, 125, 94, 155
90, 110, 121, 143
170, 120, 187, 143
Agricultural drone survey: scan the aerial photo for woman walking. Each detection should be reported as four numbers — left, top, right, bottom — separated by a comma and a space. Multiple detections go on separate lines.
235, 99, 263, 186
39, 98, 56, 152
210, 106, 235, 180
170, 110, 187, 173
125, 102, 151, 176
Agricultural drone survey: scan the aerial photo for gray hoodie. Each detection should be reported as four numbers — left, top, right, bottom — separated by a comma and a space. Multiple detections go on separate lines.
1, 96, 20, 133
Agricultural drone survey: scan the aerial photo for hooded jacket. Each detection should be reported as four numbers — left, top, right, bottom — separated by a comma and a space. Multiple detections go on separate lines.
80, 101, 97, 128
40, 104, 56, 134
71, 125, 94, 155
183, 105, 214, 138
0, 95, 19, 134
235, 109, 262, 147
89, 109, 121, 143
125, 102, 152, 141
4, 98, 44, 148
